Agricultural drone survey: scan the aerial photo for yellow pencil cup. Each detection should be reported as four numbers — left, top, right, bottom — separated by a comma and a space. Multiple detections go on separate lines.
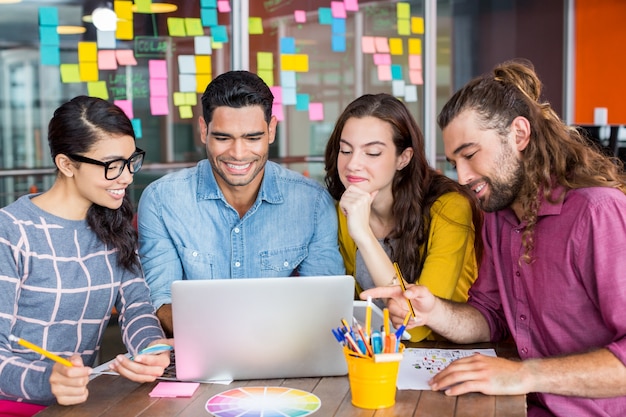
343, 345, 404, 409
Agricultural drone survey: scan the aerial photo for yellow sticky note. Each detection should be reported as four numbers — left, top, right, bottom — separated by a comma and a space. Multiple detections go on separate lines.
116, 20, 133, 40
173, 92, 186, 106
179, 105, 193, 119
408, 38, 422, 55
88, 81, 109, 100
211, 40, 223, 49
185, 18, 204, 36
195, 55, 212, 74
257, 52, 274, 70
412, 16, 424, 34
184, 92, 197, 106
397, 2, 410, 19
78, 42, 97, 62
257, 69, 274, 86
397, 18, 410, 36
196, 74, 212, 93
115, 0, 133, 20
135, 0, 152, 13
79, 62, 99, 82
389, 38, 403, 55
168, 17, 186, 37
60, 64, 81, 83
249, 17, 263, 35
280, 54, 309, 72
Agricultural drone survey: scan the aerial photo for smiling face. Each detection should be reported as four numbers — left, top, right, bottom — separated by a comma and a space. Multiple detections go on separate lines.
69, 134, 137, 212
199, 105, 276, 198
442, 109, 525, 213
337, 116, 412, 198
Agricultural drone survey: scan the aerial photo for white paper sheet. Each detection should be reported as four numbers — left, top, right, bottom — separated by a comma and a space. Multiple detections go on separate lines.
397, 348, 497, 390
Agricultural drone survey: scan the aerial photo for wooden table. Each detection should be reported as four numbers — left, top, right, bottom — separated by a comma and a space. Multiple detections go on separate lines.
36, 342, 526, 417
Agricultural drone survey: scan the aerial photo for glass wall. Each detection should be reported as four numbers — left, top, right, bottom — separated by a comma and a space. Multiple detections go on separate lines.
0, 0, 566, 204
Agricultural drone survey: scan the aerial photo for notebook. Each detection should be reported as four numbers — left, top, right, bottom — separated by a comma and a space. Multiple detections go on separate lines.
171, 275, 355, 382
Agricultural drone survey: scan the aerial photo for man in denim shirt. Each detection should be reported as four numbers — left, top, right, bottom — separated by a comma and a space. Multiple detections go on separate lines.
138, 71, 345, 336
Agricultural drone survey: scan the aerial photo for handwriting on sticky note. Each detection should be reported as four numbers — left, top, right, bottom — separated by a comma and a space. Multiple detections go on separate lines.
149, 382, 200, 398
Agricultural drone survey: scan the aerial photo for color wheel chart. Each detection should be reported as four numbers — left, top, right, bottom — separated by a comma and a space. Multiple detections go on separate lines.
206, 386, 321, 417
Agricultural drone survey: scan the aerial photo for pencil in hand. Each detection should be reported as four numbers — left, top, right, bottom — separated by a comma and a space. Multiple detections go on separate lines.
9, 334, 74, 367
393, 262, 416, 319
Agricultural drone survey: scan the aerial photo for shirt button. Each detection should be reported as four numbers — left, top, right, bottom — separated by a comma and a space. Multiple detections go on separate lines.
234, 261, 241, 267
192, 251, 198, 257
520, 315, 526, 321
283, 261, 289, 267
234, 228, 240, 233
521, 347, 528, 354
515, 271, 521, 277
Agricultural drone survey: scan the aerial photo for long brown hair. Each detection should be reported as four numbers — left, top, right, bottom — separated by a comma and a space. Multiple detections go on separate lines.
325, 93, 483, 283
438, 59, 626, 263
48, 96, 141, 273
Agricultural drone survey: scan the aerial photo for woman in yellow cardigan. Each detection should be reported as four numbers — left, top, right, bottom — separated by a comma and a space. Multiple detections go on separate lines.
324, 93, 483, 341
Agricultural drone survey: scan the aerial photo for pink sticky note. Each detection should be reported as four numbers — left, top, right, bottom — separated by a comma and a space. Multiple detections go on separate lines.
114, 99, 134, 119
330, 1, 347, 18
272, 103, 284, 121
116, 50, 137, 66
294, 10, 306, 23
344, 0, 359, 11
374, 37, 389, 53
377, 65, 392, 81
409, 54, 422, 70
361, 36, 375, 54
373, 53, 391, 66
217, 0, 231, 12
149, 60, 167, 79
98, 50, 117, 70
149, 382, 199, 398
309, 102, 324, 121
269, 86, 282, 103
150, 78, 168, 97
150, 96, 170, 116
410, 69, 424, 85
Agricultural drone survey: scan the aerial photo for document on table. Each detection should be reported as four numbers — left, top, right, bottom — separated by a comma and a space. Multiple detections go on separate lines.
397, 348, 497, 390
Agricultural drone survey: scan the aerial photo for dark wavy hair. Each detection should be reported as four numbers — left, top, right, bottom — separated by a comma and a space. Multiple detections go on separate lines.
48, 95, 141, 273
201, 70, 274, 124
325, 93, 483, 283
438, 59, 626, 263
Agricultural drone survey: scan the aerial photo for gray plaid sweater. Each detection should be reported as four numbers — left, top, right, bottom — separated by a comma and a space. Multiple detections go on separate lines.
0, 195, 164, 405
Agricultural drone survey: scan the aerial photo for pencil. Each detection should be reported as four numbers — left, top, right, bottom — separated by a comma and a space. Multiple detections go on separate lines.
365, 295, 372, 339
393, 262, 416, 319
9, 335, 73, 367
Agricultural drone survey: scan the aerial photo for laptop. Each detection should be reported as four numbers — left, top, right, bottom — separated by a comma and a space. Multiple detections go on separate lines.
171, 275, 355, 382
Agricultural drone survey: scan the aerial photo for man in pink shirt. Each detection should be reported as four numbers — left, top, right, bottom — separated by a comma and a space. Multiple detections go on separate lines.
362, 59, 626, 417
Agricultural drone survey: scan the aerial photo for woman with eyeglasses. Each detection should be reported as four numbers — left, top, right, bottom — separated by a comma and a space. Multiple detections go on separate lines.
0, 96, 171, 415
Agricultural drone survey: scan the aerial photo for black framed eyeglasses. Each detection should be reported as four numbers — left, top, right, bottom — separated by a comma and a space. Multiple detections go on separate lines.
67, 148, 145, 180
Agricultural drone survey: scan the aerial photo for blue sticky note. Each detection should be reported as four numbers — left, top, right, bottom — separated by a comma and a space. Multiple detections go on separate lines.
280, 37, 296, 54
200, 0, 217, 8
331, 18, 346, 34
211, 25, 228, 43
391, 64, 403, 80
295, 93, 310, 111
282, 87, 297, 106
39, 26, 60, 46
40, 45, 60, 66
281, 71, 296, 88
39, 7, 59, 26
331, 34, 346, 52
131, 118, 143, 139
318, 7, 332, 25
201, 7, 218, 27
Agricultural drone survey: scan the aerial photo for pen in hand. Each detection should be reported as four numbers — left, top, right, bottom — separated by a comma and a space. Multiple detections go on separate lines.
9, 334, 73, 367
393, 262, 416, 320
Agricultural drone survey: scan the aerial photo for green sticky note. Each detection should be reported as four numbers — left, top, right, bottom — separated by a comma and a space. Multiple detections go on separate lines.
168, 17, 186, 37
249, 17, 263, 35
185, 18, 204, 36
88, 81, 109, 100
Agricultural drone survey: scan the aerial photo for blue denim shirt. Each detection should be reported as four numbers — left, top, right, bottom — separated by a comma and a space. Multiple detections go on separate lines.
137, 160, 345, 309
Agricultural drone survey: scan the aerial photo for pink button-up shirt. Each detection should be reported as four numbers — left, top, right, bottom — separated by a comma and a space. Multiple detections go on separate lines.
469, 185, 626, 416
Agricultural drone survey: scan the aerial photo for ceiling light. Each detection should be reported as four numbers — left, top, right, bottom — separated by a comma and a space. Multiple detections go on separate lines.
132, 3, 177, 13
0, 0, 23, 4
92, 5, 117, 31
57, 25, 87, 35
